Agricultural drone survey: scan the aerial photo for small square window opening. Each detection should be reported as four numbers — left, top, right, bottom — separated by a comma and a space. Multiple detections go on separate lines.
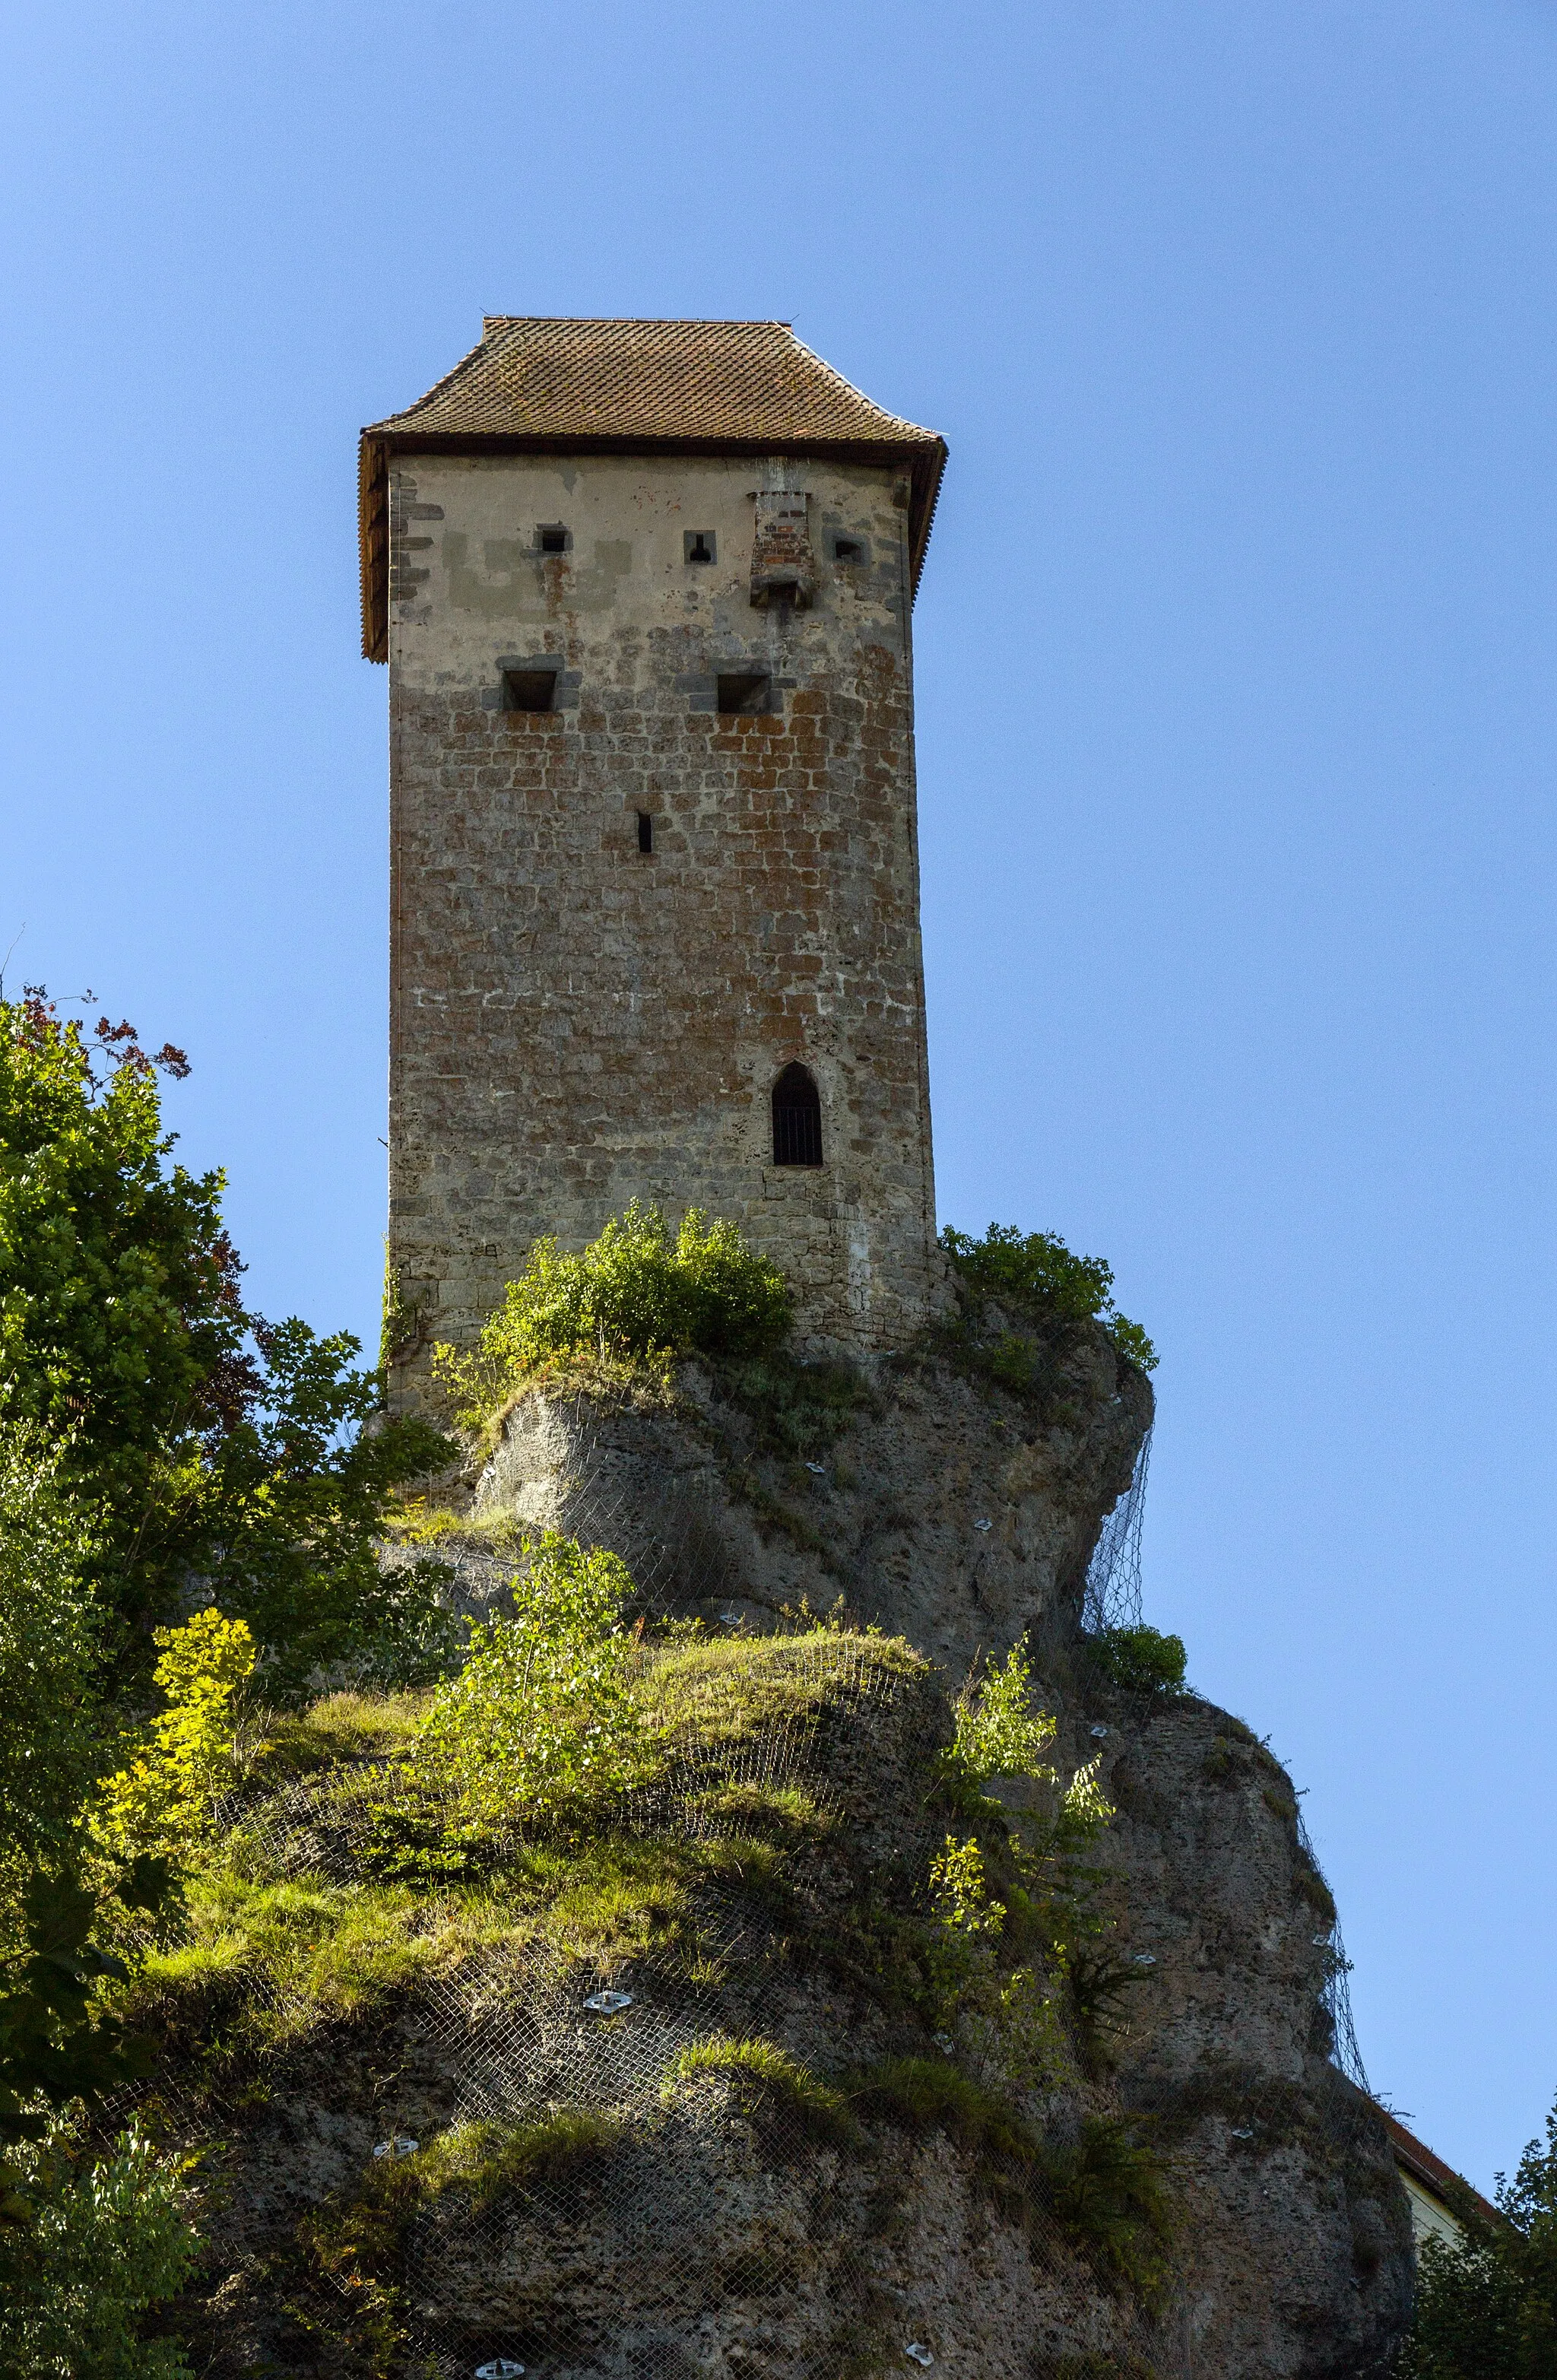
537, 525, 569, 554
502, 667, 558, 713
684, 530, 716, 564
716, 671, 772, 716
833, 537, 862, 561
636, 812, 654, 854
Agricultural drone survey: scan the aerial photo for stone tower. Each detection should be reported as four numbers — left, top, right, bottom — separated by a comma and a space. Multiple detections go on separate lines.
359, 318, 950, 1395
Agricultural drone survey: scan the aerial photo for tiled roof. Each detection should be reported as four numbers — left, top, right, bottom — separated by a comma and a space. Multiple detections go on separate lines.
367, 316, 942, 449
359, 318, 947, 659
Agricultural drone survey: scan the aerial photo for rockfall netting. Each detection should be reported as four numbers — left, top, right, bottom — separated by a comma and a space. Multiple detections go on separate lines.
1076, 1426, 1368, 2092
107, 1391, 1398, 2377
1080, 1425, 1151, 1639
121, 1634, 1177, 2379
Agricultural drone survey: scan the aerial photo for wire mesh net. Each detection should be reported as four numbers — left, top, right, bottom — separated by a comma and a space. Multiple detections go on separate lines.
1080, 1425, 1150, 1638
115, 1392, 1400, 2377
136, 1634, 1176, 2379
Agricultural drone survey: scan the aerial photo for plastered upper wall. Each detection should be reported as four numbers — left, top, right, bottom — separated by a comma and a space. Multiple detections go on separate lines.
385, 450, 945, 1393
390, 452, 915, 682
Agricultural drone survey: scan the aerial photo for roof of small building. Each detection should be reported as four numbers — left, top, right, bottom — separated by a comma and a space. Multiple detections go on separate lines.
358, 317, 948, 659
1382, 2110, 1502, 2228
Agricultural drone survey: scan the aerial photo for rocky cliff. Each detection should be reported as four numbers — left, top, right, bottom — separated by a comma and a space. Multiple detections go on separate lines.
129, 1313, 1413, 2378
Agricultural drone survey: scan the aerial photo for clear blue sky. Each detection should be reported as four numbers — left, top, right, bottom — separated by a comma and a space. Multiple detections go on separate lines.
3, 0, 1553, 2192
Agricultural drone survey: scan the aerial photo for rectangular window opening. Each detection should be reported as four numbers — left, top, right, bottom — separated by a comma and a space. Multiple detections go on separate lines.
502, 667, 558, 713
834, 537, 862, 561
716, 671, 772, 716
636, 811, 654, 854
537, 525, 569, 554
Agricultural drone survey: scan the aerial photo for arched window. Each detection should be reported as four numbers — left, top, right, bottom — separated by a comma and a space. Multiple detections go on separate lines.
772, 1063, 823, 1166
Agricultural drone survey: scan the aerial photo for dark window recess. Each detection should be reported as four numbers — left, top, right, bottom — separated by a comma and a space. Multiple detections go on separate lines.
502, 667, 558, 712
772, 1063, 823, 1166
716, 671, 772, 716
834, 538, 861, 561
636, 811, 654, 854
684, 530, 716, 564
537, 525, 569, 554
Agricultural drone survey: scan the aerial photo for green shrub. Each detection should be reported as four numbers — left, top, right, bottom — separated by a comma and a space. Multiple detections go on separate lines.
1086, 1625, 1187, 1695
920, 1839, 1068, 2096
709, 1351, 874, 1458
1061, 1946, 1153, 2072
0, 2110, 195, 2378
930, 1650, 1124, 2087
940, 1223, 1157, 1372
1042, 2117, 1175, 2293
944, 1648, 1115, 1864
402, 2110, 620, 2208
930, 1835, 1007, 1944
851, 2056, 1041, 2169
952, 1645, 1063, 1783
414, 1532, 648, 1827
97, 1610, 258, 1862
433, 1201, 792, 1421
665, 2037, 855, 2144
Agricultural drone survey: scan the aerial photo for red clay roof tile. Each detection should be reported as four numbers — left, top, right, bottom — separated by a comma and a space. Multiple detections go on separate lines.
358, 317, 947, 659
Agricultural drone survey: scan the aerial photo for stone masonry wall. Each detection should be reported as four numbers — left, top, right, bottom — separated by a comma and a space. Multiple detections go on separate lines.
385, 452, 944, 1401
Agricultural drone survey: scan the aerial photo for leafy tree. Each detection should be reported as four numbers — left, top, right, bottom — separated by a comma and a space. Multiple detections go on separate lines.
166, 1316, 452, 1695
0, 994, 240, 1597
0, 1868, 167, 2145
1401, 2087, 1557, 2378
1498, 2106, 1557, 2365
0, 1430, 103, 1925
0, 2111, 195, 2379
0, 988, 459, 2375
1403, 2235, 1521, 2378
0, 990, 452, 1678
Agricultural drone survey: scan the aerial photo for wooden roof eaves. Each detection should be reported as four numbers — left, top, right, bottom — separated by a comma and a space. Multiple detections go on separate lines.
357, 427, 947, 663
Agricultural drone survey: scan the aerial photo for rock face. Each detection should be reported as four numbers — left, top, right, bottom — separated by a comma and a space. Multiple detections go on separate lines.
417, 1327, 1151, 1682
378, 1335, 1413, 2375
1077, 1689, 1413, 2374
148, 1323, 1412, 2378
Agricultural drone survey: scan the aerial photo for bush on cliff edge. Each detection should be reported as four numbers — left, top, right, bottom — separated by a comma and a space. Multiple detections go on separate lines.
433, 1201, 793, 1424
940, 1223, 1157, 1374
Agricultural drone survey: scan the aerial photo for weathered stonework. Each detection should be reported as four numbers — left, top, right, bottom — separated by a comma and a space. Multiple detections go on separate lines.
384, 446, 945, 1395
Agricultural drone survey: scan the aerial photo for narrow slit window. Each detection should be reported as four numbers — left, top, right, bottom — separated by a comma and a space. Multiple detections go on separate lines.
716, 671, 771, 716
772, 1063, 823, 1166
502, 667, 558, 712
684, 530, 716, 564
636, 811, 654, 854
